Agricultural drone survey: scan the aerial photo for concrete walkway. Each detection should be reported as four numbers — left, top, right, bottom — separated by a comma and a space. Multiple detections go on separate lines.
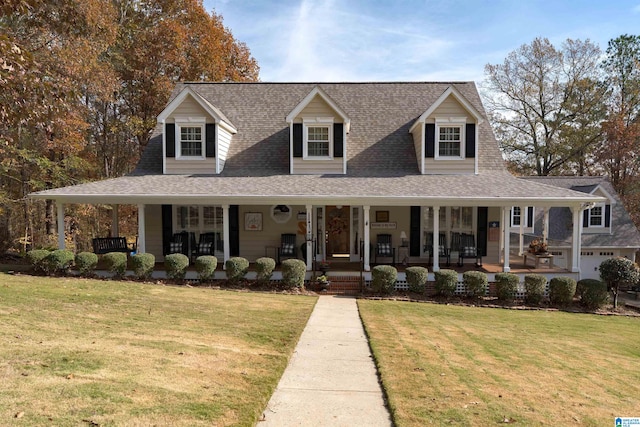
259, 296, 392, 426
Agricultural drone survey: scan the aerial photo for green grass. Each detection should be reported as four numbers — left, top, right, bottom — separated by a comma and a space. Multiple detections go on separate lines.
358, 300, 640, 426
0, 273, 316, 426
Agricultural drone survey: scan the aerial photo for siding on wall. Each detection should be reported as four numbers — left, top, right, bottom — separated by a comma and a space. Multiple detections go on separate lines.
294, 95, 339, 120
430, 95, 469, 118
410, 124, 424, 173
165, 158, 217, 174
144, 205, 164, 261
217, 126, 232, 172
485, 207, 502, 264
166, 96, 210, 121
424, 158, 475, 174
292, 158, 344, 174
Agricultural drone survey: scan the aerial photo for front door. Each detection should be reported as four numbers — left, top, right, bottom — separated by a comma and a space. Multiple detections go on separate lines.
325, 206, 350, 258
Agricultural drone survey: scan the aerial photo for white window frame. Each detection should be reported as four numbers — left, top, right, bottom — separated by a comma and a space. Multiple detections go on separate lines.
511, 207, 522, 227
303, 117, 333, 160
510, 206, 534, 229
589, 203, 605, 228
175, 117, 206, 160
435, 117, 466, 160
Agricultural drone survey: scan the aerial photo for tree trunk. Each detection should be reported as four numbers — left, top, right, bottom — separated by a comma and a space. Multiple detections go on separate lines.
612, 287, 619, 309
45, 199, 56, 235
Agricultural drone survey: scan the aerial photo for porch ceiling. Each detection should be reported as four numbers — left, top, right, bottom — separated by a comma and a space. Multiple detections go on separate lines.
30, 172, 604, 207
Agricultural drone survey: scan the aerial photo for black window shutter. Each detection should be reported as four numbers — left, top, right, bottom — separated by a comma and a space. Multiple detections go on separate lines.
293, 124, 303, 158
605, 204, 611, 227
229, 205, 240, 256
425, 123, 435, 158
583, 209, 589, 228
166, 124, 175, 157
410, 206, 421, 257
465, 123, 476, 158
527, 206, 534, 228
161, 205, 173, 255
334, 123, 343, 158
477, 207, 488, 256
205, 123, 216, 157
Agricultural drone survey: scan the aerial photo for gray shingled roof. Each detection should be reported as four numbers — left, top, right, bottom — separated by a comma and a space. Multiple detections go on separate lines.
31, 82, 601, 206
522, 176, 640, 248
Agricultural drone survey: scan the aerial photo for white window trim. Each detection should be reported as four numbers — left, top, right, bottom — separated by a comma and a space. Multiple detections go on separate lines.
511, 207, 522, 227
509, 206, 535, 229
303, 117, 333, 160
175, 117, 206, 160
589, 203, 605, 228
435, 117, 466, 160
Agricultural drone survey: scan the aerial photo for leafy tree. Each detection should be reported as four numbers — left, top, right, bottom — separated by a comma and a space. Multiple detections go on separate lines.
484, 38, 606, 176
599, 257, 639, 309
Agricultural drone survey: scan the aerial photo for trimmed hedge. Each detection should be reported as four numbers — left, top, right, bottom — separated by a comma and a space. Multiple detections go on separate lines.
495, 272, 519, 302
45, 249, 75, 275
104, 252, 128, 279
195, 256, 217, 282
225, 257, 249, 284
131, 253, 155, 280
281, 259, 306, 289
463, 271, 488, 297
255, 257, 276, 285
578, 279, 609, 310
406, 266, 428, 293
372, 265, 397, 294
524, 274, 547, 305
26, 249, 51, 274
75, 252, 98, 277
548, 276, 577, 306
165, 253, 189, 281
434, 269, 458, 297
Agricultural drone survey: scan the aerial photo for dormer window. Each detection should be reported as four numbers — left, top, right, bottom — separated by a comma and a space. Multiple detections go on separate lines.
589, 203, 605, 227
303, 118, 333, 159
179, 125, 203, 157
438, 126, 462, 157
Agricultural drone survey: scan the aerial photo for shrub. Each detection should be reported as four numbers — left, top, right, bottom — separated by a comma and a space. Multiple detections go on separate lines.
26, 249, 51, 274
434, 269, 458, 297
195, 256, 217, 282
372, 265, 397, 294
131, 253, 156, 280
281, 259, 306, 289
524, 274, 547, 305
463, 271, 488, 297
599, 257, 640, 308
579, 279, 609, 310
255, 257, 276, 285
75, 252, 98, 277
225, 257, 249, 284
45, 249, 75, 275
165, 253, 189, 281
103, 252, 128, 279
576, 278, 601, 300
405, 266, 428, 293
495, 272, 519, 301
548, 276, 577, 306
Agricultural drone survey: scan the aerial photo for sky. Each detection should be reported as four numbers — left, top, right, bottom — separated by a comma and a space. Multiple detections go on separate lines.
203, 0, 640, 84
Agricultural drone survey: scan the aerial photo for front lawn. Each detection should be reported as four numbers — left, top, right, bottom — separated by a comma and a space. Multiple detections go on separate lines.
0, 273, 316, 426
358, 300, 640, 426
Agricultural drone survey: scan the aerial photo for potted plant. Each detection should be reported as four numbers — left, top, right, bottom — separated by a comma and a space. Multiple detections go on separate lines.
316, 275, 330, 290
528, 239, 548, 254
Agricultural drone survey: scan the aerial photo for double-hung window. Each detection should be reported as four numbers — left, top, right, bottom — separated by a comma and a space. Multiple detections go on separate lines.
438, 126, 461, 157
589, 203, 604, 227
511, 207, 522, 227
307, 126, 330, 156
179, 125, 203, 157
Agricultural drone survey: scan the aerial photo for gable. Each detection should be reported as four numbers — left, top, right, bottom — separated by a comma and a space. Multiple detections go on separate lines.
426, 94, 472, 121
165, 95, 212, 123
293, 94, 341, 122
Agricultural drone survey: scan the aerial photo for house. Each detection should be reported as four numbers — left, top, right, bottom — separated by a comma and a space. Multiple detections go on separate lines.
30, 82, 637, 279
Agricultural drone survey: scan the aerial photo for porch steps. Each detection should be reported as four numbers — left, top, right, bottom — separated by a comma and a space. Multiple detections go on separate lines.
323, 275, 364, 295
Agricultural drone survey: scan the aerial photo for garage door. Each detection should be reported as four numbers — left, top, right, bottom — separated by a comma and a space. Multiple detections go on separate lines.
580, 251, 615, 280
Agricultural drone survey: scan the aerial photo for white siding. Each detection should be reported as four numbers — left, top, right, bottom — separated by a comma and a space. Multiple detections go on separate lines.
144, 205, 164, 261
431, 95, 469, 118
292, 158, 344, 174
217, 127, 232, 172
424, 158, 475, 174
166, 158, 216, 174
166, 96, 209, 121
294, 95, 338, 120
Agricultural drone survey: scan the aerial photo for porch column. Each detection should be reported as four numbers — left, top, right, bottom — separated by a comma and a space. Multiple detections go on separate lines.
305, 204, 313, 271
222, 205, 230, 267
502, 206, 510, 272
542, 207, 549, 244
432, 205, 440, 272
111, 204, 119, 237
56, 202, 65, 249
363, 205, 370, 271
570, 205, 582, 273
137, 204, 146, 253
518, 205, 525, 256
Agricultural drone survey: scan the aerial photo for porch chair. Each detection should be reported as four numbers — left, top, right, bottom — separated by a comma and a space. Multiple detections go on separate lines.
375, 234, 395, 265
193, 232, 217, 258
168, 231, 195, 257
457, 233, 482, 267
425, 232, 450, 267
277, 233, 298, 264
